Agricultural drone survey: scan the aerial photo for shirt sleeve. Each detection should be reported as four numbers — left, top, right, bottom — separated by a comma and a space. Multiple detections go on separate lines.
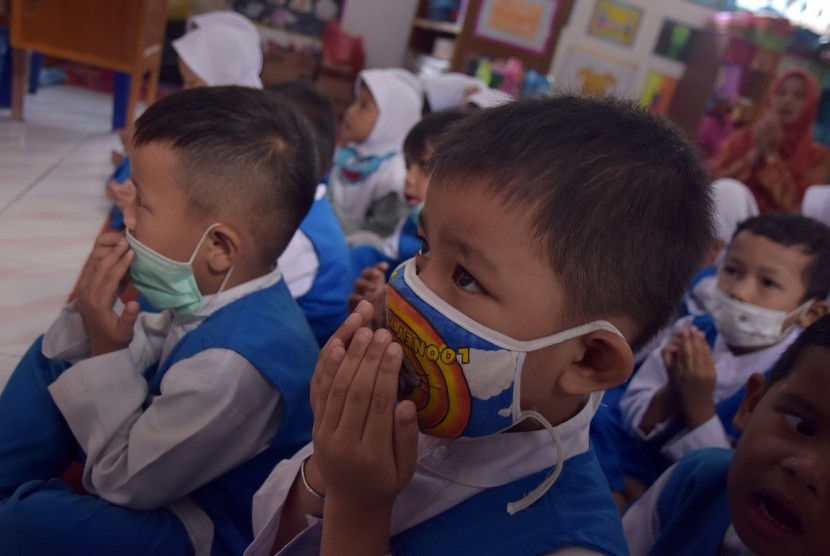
246, 443, 314, 556
48, 346, 283, 510
622, 463, 676, 556
278, 229, 319, 299
619, 347, 673, 440
660, 415, 731, 463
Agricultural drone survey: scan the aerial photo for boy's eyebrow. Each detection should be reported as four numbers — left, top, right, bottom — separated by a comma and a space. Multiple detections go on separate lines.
777, 391, 823, 419
420, 211, 498, 274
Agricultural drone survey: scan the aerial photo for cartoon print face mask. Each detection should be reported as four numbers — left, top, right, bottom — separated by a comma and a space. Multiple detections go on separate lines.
386, 258, 626, 440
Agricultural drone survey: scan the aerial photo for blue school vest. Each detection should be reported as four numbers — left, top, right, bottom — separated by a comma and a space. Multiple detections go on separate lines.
147, 279, 318, 556
389, 449, 629, 556
295, 197, 353, 347
650, 448, 733, 556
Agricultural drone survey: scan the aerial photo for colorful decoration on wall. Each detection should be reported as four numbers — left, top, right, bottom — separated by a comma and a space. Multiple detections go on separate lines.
232, 0, 343, 38
557, 47, 638, 97
473, 0, 560, 54
587, 0, 643, 47
653, 19, 699, 62
640, 71, 679, 114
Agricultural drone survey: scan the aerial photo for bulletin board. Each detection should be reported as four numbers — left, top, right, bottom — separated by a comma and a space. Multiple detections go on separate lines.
233, 0, 344, 38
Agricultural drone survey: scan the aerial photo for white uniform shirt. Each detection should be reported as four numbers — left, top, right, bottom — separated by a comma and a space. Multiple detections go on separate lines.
43, 270, 286, 555
620, 316, 799, 462
245, 392, 609, 556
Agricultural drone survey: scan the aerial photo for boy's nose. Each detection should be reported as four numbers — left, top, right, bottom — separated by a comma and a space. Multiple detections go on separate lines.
783, 451, 822, 495
726, 279, 753, 303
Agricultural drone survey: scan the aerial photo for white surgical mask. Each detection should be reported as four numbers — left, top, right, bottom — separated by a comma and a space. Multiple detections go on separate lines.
708, 288, 811, 348
386, 258, 628, 513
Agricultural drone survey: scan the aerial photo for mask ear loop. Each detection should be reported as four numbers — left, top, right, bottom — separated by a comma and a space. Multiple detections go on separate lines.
505, 409, 564, 515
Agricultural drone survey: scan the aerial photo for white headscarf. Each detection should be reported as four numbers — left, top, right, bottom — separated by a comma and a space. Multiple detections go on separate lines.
422, 73, 487, 111
466, 88, 514, 109
801, 184, 830, 226
356, 68, 423, 155
173, 10, 263, 88
711, 178, 759, 244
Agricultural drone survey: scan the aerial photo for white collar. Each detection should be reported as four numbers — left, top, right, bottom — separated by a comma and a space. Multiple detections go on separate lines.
416, 391, 601, 487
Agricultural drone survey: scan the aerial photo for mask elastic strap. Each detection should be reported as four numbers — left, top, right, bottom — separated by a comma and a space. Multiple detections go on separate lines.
187, 223, 223, 265
505, 410, 564, 515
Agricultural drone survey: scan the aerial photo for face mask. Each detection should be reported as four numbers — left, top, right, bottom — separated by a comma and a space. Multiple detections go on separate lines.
708, 288, 811, 348
125, 224, 221, 314
386, 258, 627, 440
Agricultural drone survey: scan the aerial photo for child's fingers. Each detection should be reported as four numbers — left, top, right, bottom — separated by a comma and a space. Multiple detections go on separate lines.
337, 329, 395, 438
393, 399, 419, 485
312, 344, 346, 432
320, 327, 373, 431
360, 339, 401, 444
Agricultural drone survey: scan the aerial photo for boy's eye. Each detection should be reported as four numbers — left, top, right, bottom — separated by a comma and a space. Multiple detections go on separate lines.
453, 266, 479, 292
417, 238, 430, 259
784, 413, 816, 437
721, 265, 737, 276
760, 278, 780, 289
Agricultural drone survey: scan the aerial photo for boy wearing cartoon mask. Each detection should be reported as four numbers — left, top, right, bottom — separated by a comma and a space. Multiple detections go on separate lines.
246, 96, 714, 556
621, 213, 830, 489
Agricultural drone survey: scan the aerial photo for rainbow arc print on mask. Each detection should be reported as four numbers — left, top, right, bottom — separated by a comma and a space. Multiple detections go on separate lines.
387, 261, 522, 439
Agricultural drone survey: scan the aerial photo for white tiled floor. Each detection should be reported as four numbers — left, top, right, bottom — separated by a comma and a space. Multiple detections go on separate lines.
0, 85, 121, 391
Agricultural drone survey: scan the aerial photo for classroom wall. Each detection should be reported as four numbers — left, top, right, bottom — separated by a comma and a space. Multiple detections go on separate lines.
341, 0, 420, 68
549, 0, 719, 99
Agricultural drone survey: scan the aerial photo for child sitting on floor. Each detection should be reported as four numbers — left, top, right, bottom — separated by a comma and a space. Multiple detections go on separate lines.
269, 80, 353, 347
620, 213, 830, 487
0, 86, 319, 556
623, 313, 830, 556
328, 68, 422, 240
244, 95, 714, 556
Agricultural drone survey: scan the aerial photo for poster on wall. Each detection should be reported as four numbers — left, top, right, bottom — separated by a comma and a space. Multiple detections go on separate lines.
653, 19, 698, 62
640, 71, 679, 114
684, 0, 736, 9
556, 47, 638, 97
474, 0, 560, 54
233, 0, 343, 38
587, 0, 643, 47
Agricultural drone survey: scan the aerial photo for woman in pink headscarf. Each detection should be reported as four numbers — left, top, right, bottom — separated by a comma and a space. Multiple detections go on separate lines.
709, 69, 830, 213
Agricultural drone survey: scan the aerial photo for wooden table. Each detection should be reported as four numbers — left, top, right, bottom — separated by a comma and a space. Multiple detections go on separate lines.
9, 0, 167, 127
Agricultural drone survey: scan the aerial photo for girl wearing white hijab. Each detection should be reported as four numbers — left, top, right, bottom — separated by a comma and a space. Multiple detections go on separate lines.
801, 184, 830, 225
329, 68, 423, 238
421, 73, 487, 111
172, 10, 263, 89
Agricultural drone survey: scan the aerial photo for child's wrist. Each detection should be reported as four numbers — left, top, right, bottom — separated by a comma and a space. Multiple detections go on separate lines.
301, 456, 326, 500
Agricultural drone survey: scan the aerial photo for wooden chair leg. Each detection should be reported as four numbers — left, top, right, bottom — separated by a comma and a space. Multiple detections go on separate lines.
10, 48, 28, 121
144, 66, 160, 109
125, 69, 144, 127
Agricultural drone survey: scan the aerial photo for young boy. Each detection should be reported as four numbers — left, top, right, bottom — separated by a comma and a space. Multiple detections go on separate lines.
349, 108, 469, 279
0, 87, 320, 556
620, 213, 830, 484
623, 314, 830, 555
269, 81, 354, 347
244, 95, 715, 555
328, 68, 423, 239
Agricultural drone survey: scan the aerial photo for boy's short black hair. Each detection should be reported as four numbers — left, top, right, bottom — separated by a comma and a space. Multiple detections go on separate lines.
768, 314, 830, 385
133, 86, 316, 266
268, 80, 337, 181
428, 96, 714, 352
732, 214, 830, 302
403, 108, 469, 162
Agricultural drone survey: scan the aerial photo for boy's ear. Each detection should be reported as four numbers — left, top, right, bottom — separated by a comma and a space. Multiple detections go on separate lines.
557, 330, 635, 395
204, 225, 241, 273
732, 372, 768, 433
798, 299, 828, 328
